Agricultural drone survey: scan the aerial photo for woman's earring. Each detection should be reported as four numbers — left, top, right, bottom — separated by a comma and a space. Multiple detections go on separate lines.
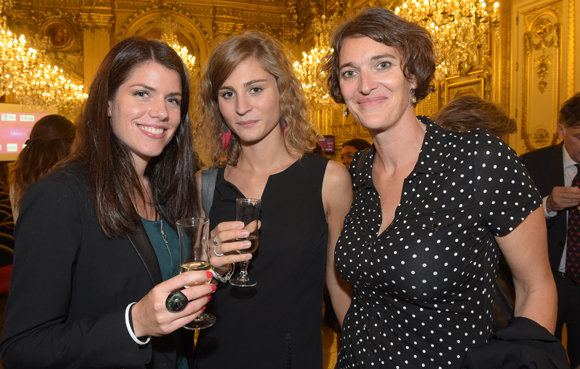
343, 109, 349, 118
411, 89, 417, 105
279, 118, 287, 136
221, 125, 232, 150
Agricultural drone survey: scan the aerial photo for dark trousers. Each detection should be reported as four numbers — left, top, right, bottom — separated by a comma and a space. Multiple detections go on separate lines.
553, 270, 580, 368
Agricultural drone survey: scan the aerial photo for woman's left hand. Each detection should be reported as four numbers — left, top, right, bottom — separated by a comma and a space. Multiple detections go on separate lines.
209, 221, 254, 275
131, 270, 216, 337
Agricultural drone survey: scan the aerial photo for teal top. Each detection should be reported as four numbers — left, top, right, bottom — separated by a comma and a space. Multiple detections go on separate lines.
141, 216, 187, 369
141, 217, 180, 281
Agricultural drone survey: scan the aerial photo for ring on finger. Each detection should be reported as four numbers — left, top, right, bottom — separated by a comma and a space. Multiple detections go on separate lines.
212, 236, 224, 257
166, 290, 188, 312
213, 244, 224, 257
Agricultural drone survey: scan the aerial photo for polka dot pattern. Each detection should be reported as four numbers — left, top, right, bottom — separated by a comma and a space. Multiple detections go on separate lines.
335, 117, 541, 368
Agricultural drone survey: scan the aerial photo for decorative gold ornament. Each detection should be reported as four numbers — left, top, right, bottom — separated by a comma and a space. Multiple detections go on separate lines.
534, 52, 552, 93
395, 0, 500, 81
532, 128, 550, 147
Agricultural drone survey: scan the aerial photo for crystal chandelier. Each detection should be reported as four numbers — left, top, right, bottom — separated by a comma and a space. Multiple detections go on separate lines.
161, 35, 196, 77
293, 13, 334, 106
0, 2, 87, 111
395, 0, 500, 81
159, 17, 196, 77
171, 42, 196, 76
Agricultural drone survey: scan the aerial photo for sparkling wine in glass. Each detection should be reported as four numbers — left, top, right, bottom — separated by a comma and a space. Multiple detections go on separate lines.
230, 198, 261, 287
176, 217, 216, 329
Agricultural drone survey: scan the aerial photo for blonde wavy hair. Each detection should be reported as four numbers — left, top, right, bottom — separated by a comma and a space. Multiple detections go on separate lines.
193, 31, 317, 167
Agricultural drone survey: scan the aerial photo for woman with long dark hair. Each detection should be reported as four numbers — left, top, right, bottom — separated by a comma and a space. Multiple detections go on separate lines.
9, 114, 75, 222
0, 36, 214, 369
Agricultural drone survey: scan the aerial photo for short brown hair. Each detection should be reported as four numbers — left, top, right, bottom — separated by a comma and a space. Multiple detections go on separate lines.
559, 93, 580, 128
194, 31, 317, 167
322, 7, 436, 105
431, 96, 516, 137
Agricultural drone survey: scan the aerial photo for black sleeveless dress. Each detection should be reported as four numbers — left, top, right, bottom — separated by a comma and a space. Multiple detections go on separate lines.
194, 153, 329, 369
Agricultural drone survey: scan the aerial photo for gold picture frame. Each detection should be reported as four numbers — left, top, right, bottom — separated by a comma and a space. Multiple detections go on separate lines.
41, 19, 74, 50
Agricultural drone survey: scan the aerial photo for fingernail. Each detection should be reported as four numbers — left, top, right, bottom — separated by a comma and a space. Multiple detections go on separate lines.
242, 230, 250, 237
202, 306, 206, 311
206, 271, 213, 278
212, 284, 217, 292
244, 241, 251, 247
207, 294, 211, 301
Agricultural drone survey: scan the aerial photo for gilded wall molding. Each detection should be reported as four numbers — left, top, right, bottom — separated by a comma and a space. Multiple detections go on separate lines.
442, 70, 488, 103
30, 8, 84, 50
499, 0, 511, 112
212, 4, 301, 43
79, 0, 112, 9
114, 1, 212, 15
281, 0, 301, 42
530, 18, 558, 93
520, 8, 562, 152
212, 6, 243, 40
568, 0, 575, 97
79, 12, 114, 32
115, 3, 212, 49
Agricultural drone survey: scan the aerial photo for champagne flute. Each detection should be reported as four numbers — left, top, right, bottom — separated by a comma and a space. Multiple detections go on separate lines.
230, 198, 261, 287
176, 217, 216, 329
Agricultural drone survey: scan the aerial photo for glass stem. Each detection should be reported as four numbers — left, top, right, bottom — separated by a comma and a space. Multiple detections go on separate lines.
239, 261, 250, 281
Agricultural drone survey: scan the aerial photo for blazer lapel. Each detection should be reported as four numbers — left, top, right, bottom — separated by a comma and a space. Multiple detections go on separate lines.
127, 224, 163, 285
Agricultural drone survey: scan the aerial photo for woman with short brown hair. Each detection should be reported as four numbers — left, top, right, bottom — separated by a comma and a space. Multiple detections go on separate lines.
323, 7, 556, 368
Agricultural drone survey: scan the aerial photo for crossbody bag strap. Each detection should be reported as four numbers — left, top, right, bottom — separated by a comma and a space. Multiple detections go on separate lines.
201, 167, 219, 216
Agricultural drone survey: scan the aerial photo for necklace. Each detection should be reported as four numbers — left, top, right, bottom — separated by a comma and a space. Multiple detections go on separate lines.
160, 219, 173, 270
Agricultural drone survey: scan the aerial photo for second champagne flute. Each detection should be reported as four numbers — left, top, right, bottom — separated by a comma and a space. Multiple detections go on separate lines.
176, 217, 216, 329
230, 198, 261, 287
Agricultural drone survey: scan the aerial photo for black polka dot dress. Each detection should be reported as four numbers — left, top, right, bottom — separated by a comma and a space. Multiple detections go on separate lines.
335, 117, 541, 368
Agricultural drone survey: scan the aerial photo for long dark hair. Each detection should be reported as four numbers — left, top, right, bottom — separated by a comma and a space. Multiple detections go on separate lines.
10, 114, 76, 212
66, 36, 198, 238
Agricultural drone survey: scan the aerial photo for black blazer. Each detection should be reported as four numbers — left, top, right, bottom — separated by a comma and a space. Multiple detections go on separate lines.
520, 143, 566, 270
0, 163, 193, 369
461, 317, 570, 369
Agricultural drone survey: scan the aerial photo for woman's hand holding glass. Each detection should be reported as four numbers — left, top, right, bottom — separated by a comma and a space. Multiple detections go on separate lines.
130, 271, 215, 338
209, 221, 255, 276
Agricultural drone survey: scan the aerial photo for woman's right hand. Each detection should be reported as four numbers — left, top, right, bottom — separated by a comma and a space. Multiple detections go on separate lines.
131, 271, 216, 338
209, 221, 253, 274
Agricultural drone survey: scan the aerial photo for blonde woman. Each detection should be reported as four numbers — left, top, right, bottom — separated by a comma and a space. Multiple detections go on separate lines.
193, 32, 353, 369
